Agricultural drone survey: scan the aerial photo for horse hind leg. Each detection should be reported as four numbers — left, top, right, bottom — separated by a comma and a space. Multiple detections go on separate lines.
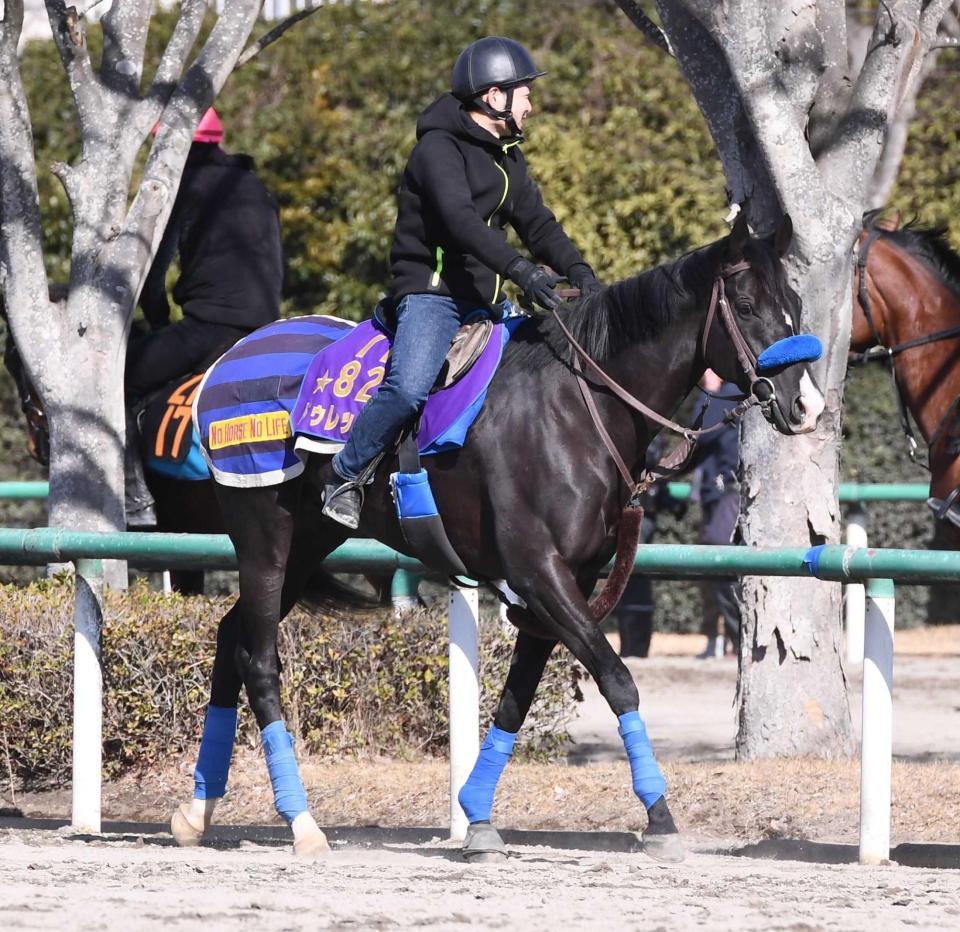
458, 631, 557, 863
171, 481, 344, 857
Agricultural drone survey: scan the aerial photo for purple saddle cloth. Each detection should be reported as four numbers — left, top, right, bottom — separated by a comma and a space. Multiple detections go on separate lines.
292, 318, 508, 456
195, 315, 509, 488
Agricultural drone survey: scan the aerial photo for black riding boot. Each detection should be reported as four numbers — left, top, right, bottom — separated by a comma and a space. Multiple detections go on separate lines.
319, 463, 362, 530
124, 409, 156, 528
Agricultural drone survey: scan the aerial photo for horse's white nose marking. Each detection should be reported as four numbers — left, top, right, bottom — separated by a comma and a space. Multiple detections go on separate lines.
797, 370, 824, 432
782, 310, 796, 333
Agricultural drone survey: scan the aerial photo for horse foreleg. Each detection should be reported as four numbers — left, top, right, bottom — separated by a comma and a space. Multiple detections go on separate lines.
458, 631, 557, 862
516, 558, 684, 862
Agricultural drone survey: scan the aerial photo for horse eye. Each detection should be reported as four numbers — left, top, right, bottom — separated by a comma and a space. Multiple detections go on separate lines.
735, 300, 753, 317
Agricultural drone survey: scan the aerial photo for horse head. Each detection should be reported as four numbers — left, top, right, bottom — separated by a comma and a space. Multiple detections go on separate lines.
702, 212, 824, 435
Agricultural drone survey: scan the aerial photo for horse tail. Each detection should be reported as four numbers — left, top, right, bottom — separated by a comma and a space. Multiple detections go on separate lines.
297, 567, 395, 615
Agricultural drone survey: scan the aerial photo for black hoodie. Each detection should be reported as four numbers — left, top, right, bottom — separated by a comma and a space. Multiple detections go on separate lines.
140, 144, 283, 331
388, 93, 586, 307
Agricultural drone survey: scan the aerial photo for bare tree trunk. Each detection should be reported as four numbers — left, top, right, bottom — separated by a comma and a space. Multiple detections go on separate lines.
734, 241, 857, 756
618, 0, 956, 757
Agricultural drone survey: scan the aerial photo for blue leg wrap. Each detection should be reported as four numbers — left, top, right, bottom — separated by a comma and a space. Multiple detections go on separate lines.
457, 726, 517, 823
261, 720, 309, 824
619, 711, 667, 809
193, 705, 238, 800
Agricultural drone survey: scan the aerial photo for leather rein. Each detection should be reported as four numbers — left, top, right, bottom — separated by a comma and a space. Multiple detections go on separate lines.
850, 229, 960, 466
552, 260, 768, 497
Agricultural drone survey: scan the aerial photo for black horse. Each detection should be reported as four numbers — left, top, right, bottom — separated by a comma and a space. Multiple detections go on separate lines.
171, 213, 824, 859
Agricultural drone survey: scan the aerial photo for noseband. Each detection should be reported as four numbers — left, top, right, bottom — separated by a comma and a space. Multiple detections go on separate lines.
551, 261, 769, 497
699, 260, 777, 412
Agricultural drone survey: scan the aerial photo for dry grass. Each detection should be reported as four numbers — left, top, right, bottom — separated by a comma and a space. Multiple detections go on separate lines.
12, 751, 959, 846
642, 626, 959, 657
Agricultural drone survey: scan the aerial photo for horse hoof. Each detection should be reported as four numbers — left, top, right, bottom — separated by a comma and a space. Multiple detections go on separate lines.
642, 832, 686, 863
170, 804, 205, 847
293, 828, 331, 859
462, 821, 508, 863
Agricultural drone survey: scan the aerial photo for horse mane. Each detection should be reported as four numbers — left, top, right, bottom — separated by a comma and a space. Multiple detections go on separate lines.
865, 209, 960, 301
509, 244, 720, 366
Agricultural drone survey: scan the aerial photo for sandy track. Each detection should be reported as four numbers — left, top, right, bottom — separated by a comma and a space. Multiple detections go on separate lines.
3, 631, 958, 929
2, 827, 959, 931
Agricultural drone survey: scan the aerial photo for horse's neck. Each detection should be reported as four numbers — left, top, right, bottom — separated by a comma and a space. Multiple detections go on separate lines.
601, 297, 704, 452
869, 245, 960, 443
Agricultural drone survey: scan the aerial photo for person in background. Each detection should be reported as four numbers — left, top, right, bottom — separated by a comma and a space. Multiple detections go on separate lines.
124, 108, 284, 525
690, 369, 742, 658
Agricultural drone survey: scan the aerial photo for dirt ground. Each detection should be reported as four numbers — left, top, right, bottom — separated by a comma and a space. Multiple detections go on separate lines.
2, 630, 959, 930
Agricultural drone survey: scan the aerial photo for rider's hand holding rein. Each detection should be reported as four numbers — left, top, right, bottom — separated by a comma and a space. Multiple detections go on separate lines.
508, 258, 561, 311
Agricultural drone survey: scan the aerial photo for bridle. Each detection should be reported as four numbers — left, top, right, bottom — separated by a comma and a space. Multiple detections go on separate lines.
850, 228, 960, 467
552, 259, 774, 497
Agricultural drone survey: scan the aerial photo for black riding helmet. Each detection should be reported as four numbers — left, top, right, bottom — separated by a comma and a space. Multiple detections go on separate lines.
452, 37, 545, 137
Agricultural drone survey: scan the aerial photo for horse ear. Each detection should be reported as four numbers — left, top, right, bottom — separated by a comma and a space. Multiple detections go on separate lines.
773, 214, 793, 256
726, 209, 750, 259
877, 210, 900, 231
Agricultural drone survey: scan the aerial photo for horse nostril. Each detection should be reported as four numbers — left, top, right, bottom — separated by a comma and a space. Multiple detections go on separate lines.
792, 395, 806, 424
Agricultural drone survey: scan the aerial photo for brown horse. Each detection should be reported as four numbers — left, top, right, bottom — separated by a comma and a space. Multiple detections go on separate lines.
850, 210, 960, 541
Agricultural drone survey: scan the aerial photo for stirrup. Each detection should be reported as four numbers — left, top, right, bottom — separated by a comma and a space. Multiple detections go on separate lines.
321, 480, 363, 529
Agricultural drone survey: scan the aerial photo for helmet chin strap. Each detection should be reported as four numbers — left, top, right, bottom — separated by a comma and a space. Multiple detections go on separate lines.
471, 87, 523, 139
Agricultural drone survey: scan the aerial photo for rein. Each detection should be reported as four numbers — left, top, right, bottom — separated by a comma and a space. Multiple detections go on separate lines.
551, 260, 762, 497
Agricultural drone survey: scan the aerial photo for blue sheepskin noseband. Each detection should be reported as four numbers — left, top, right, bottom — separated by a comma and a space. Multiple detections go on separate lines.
756, 334, 822, 372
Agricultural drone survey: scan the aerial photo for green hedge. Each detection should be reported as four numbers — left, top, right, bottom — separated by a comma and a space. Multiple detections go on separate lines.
0, 579, 581, 789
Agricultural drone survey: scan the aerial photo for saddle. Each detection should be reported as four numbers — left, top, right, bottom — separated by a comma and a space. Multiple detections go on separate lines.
373, 302, 495, 390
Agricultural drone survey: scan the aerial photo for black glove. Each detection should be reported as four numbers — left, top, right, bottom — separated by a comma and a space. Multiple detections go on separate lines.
567, 262, 602, 297
507, 257, 561, 311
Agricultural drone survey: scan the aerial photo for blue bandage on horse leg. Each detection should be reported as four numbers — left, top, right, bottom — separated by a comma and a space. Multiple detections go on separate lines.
261, 720, 309, 824
457, 726, 517, 823
193, 705, 238, 799
619, 711, 667, 809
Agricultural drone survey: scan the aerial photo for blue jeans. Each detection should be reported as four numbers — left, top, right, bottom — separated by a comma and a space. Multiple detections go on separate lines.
332, 294, 482, 482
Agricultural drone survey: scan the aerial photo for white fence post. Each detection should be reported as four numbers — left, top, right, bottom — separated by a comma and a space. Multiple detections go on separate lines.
845, 509, 868, 665
859, 577, 895, 865
390, 569, 420, 616
448, 585, 480, 841
72, 558, 104, 833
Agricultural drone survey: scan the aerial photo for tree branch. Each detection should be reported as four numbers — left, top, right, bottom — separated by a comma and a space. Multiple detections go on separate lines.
0, 4, 58, 378
653, 2, 781, 224
111, 0, 262, 319
816, 2, 921, 208
44, 1, 102, 139
920, 0, 958, 35
146, 0, 207, 103
614, 1, 673, 56
236, 7, 323, 69
930, 34, 960, 46
100, 0, 152, 101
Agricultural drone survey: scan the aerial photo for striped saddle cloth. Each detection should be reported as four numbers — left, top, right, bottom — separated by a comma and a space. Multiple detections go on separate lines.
193, 314, 510, 488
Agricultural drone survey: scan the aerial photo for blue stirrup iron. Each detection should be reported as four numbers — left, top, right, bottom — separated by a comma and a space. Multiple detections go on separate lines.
756, 334, 822, 371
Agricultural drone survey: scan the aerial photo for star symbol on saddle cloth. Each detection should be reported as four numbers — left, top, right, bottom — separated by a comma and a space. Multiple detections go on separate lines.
314, 371, 333, 393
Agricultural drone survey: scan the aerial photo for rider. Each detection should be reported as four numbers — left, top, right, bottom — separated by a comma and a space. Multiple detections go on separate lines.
124, 108, 284, 525
321, 36, 600, 528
